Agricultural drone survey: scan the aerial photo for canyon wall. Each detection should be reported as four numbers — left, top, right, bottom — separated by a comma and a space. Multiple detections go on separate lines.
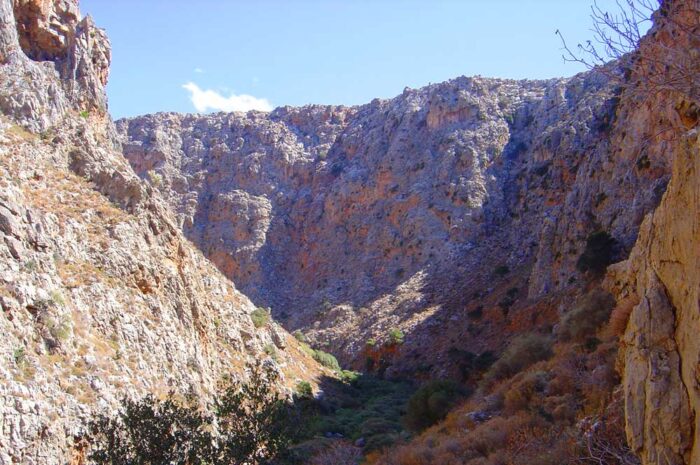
0, 2, 321, 464
1, 0, 697, 464
119, 64, 669, 373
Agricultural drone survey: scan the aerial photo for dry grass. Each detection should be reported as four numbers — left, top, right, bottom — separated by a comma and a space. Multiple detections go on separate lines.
367, 286, 628, 465
606, 295, 638, 337
6, 124, 38, 142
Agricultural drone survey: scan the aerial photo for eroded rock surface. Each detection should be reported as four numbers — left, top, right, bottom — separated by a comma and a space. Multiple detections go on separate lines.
0, 2, 322, 464
119, 71, 669, 371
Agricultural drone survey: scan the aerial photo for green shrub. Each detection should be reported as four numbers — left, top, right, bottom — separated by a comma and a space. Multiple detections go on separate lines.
558, 289, 616, 342
13, 347, 26, 366
494, 264, 510, 277
263, 344, 278, 361
86, 361, 296, 465
48, 315, 72, 343
483, 333, 553, 386
576, 231, 618, 275
250, 308, 270, 328
299, 343, 316, 358
403, 380, 468, 432
296, 381, 313, 399
292, 330, 306, 343
313, 350, 341, 371
339, 370, 361, 384
388, 328, 404, 345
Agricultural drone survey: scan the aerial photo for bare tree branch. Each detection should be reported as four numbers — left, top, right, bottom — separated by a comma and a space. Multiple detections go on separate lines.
557, 0, 700, 106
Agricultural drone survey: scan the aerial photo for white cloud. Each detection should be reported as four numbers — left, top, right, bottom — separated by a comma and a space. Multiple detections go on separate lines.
194, 67, 205, 74
182, 82, 273, 113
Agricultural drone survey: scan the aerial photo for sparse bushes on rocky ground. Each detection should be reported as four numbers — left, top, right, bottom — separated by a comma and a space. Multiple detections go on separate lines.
297, 374, 414, 456
482, 333, 553, 387
366, 325, 626, 465
558, 289, 616, 342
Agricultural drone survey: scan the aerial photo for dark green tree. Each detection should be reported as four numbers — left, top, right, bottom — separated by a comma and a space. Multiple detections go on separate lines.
213, 361, 298, 465
87, 393, 212, 465
85, 361, 297, 465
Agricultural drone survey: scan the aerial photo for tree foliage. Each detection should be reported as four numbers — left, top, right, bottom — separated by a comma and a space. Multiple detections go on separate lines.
403, 380, 468, 432
576, 231, 618, 275
85, 361, 297, 465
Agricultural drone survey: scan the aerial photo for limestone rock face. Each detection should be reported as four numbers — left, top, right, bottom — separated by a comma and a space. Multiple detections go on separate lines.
0, 0, 110, 132
601, 2, 700, 464
119, 72, 669, 368
0, 2, 321, 464
607, 128, 698, 465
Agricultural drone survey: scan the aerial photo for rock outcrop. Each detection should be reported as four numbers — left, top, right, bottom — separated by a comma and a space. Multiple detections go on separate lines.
607, 127, 698, 465
0, 2, 322, 464
603, 2, 700, 464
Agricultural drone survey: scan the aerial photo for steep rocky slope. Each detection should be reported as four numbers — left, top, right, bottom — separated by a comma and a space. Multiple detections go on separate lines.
0, 2, 322, 464
119, 64, 669, 375
367, 2, 700, 464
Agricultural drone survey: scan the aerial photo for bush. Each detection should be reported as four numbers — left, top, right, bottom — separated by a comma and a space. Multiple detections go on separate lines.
251, 308, 270, 328
388, 328, 404, 345
576, 231, 618, 275
503, 371, 549, 414
13, 347, 26, 366
403, 380, 469, 432
296, 381, 313, 399
264, 344, 279, 361
293, 330, 307, 343
313, 350, 341, 371
494, 265, 510, 277
483, 334, 553, 386
86, 361, 297, 465
87, 393, 212, 465
558, 289, 616, 342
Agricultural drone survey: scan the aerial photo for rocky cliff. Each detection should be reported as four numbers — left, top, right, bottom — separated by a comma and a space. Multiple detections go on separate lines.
2, 0, 698, 464
118, 64, 669, 375
0, 2, 322, 464
604, 2, 700, 464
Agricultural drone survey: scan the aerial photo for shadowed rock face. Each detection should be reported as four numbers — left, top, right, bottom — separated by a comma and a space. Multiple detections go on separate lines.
119, 71, 669, 367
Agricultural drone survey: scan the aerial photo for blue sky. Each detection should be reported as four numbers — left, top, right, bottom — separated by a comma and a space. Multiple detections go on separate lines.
80, 0, 623, 119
